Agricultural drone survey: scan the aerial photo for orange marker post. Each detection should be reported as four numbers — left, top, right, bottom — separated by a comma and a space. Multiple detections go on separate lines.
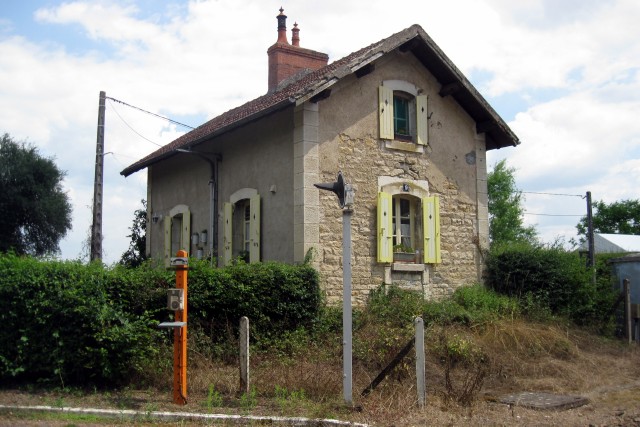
173, 250, 188, 405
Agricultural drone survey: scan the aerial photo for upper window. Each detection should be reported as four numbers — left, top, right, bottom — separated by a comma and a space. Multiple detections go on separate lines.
379, 81, 428, 146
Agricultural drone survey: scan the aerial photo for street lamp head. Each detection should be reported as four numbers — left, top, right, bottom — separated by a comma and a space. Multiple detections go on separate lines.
314, 171, 354, 209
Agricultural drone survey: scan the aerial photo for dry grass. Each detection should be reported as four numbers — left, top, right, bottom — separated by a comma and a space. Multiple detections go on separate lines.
1, 318, 639, 426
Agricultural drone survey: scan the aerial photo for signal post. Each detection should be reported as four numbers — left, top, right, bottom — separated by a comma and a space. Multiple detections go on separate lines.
159, 250, 189, 405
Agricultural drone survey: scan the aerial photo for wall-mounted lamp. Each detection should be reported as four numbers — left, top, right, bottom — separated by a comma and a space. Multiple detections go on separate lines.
200, 230, 208, 244
152, 213, 163, 224
191, 233, 199, 246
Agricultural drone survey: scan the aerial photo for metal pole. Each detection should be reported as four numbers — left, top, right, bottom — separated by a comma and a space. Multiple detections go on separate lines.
91, 91, 106, 262
343, 208, 353, 405
173, 249, 188, 405
624, 278, 632, 345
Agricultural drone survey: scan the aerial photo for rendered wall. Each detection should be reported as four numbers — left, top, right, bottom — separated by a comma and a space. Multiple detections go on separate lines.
148, 108, 295, 264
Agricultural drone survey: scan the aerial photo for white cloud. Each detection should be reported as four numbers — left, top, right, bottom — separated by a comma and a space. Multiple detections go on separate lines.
2, 0, 639, 261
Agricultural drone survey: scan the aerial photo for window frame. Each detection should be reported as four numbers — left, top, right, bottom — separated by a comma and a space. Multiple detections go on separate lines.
377, 180, 440, 264
379, 81, 428, 148
223, 188, 261, 266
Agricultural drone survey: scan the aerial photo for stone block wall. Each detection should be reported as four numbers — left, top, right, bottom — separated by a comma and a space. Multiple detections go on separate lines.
318, 133, 480, 305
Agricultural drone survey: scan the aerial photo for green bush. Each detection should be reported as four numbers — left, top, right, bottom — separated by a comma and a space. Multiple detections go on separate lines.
187, 260, 321, 345
0, 254, 161, 386
484, 243, 612, 325
0, 255, 321, 385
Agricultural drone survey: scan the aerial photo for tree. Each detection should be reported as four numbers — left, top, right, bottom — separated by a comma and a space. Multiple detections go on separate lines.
0, 133, 72, 256
487, 159, 537, 246
576, 199, 640, 238
120, 200, 148, 268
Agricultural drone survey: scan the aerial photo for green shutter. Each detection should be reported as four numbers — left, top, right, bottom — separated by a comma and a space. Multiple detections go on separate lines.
377, 192, 393, 263
416, 95, 428, 146
379, 86, 394, 140
223, 202, 232, 266
164, 216, 172, 266
249, 194, 260, 263
423, 195, 441, 263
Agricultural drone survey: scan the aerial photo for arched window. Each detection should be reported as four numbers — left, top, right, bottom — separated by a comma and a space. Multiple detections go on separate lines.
222, 188, 260, 265
379, 80, 428, 146
164, 204, 191, 265
377, 182, 440, 264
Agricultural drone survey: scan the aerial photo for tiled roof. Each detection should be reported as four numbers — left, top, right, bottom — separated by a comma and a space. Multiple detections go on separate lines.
121, 24, 518, 177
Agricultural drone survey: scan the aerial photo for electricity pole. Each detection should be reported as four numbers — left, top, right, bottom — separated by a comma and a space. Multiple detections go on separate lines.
91, 91, 106, 262
586, 191, 595, 268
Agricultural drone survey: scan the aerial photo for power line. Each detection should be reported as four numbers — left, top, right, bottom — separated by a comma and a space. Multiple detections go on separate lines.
106, 96, 196, 130
522, 191, 584, 198
107, 100, 163, 147
523, 212, 583, 217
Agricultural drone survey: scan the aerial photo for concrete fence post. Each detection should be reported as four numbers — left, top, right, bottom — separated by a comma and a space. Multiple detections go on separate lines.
415, 316, 426, 408
239, 316, 250, 393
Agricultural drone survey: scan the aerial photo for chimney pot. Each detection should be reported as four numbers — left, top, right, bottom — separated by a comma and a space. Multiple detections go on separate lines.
292, 22, 300, 47
276, 7, 289, 44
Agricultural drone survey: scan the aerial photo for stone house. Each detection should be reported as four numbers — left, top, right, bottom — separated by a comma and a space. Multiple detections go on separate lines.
121, 9, 519, 303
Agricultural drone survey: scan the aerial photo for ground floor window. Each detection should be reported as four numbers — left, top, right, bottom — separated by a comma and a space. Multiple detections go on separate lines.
223, 189, 260, 266
164, 204, 191, 266
378, 191, 440, 264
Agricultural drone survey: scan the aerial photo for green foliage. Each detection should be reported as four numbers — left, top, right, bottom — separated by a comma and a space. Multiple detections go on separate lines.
484, 243, 615, 324
119, 200, 148, 268
0, 254, 161, 386
188, 260, 321, 347
206, 385, 223, 410
576, 199, 640, 239
0, 255, 321, 385
0, 133, 72, 256
487, 159, 537, 246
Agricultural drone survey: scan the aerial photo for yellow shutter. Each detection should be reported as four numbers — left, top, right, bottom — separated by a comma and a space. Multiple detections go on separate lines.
379, 86, 394, 140
163, 216, 172, 267
416, 95, 428, 146
377, 192, 393, 263
223, 202, 232, 266
249, 194, 260, 263
181, 209, 190, 256
423, 195, 441, 263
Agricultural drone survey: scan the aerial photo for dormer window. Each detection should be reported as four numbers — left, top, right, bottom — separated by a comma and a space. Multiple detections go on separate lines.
379, 80, 428, 147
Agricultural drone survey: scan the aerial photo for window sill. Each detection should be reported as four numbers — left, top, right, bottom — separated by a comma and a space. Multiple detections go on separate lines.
385, 140, 424, 153
392, 262, 425, 272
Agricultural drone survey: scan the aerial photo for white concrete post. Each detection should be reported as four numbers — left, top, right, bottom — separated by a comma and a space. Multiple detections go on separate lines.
239, 316, 250, 393
415, 316, 426, 408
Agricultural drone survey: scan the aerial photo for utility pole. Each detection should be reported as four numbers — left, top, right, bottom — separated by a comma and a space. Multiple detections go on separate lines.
91, 91, 106, 262
586, 191, 595, 269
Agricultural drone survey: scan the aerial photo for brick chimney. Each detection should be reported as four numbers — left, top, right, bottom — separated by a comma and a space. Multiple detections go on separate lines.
267, 8, 329, 93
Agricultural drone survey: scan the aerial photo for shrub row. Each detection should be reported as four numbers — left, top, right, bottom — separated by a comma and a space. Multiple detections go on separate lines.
484, 243, 619, 325
0, 255, 320, 386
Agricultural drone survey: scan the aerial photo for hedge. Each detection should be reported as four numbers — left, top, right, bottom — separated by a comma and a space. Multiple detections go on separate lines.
0, 255, 321, 386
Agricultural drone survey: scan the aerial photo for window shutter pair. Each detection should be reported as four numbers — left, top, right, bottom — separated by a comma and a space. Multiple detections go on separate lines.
222, 194, 261, 266
378, 86, 428, 145
163, 208, 191, 264
376, 192, 440, 264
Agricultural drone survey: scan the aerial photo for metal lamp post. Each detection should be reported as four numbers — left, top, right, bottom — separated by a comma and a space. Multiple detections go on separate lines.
315, 171, 355, 405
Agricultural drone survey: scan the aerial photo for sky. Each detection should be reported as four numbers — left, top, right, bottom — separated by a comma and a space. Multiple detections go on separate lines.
1, 0, 639, 263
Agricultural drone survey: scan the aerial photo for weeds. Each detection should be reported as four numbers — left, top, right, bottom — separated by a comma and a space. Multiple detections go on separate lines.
206, 384, 223, 411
